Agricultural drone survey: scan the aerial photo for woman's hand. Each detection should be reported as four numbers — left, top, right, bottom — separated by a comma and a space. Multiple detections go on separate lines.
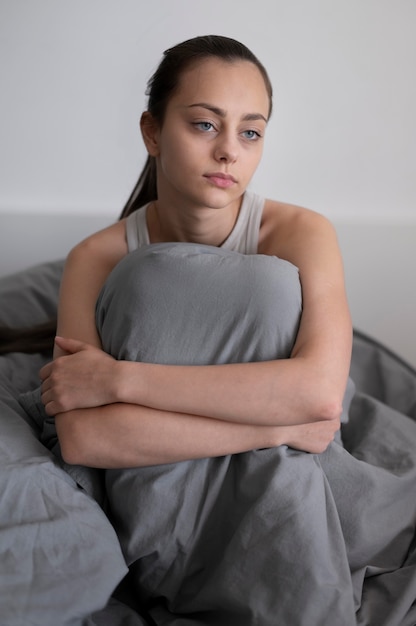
40, 337, 119, 415
278, 418, 341, 454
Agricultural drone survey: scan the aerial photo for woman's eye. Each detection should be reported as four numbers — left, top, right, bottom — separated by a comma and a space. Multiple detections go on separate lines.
195, 122, 215, 132
242, 130, 261, 140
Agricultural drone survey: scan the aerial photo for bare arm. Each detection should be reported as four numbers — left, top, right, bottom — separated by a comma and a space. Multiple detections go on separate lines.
41, 205, 350, 466
126, 206, 351, 426
43, 206, 351, 426
56, 402, 339, 468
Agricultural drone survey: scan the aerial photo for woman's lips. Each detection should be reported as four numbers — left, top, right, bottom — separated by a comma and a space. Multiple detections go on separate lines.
205, 173, 236, 189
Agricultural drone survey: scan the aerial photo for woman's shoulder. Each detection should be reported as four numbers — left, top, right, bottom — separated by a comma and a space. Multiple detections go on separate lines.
259, 197, 337, 256
67, 219, 128, 267
262, 197, 331, 224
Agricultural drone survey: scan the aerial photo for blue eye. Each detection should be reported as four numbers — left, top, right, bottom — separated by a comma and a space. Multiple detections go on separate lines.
243, 130, 261, 140
195, 122, 215, 132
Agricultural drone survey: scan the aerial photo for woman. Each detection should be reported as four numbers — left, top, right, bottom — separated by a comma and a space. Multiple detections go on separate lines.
35, 38, 360, 625
7, 36, 416, 626
39, 34, 352, 470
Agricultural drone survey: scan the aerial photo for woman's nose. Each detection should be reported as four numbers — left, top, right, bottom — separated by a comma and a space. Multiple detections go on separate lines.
214, 133, 238, 163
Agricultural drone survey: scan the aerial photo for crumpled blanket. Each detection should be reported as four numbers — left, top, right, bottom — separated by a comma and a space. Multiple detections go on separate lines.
90, 243, 416, 626
0, 356, 128, 626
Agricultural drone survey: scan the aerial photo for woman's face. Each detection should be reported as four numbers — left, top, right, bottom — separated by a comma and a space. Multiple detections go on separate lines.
144, 58, 270, 213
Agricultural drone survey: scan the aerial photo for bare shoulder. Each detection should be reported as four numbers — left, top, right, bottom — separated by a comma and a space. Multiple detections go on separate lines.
62, 218, 129, 308
258, 198, 339, 260
67, 219, 128, 269
56, 219, 130, 345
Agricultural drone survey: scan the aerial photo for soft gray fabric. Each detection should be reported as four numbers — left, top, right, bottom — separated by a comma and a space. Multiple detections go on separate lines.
0, 360, 128, 626
0, 259, 64, 327
3, 249, 416, 625
95, 243, 416, 626
19, 384, 107, 505
0, 260, 128, 626
96, 243, 302, 366
0, 259, 106, 504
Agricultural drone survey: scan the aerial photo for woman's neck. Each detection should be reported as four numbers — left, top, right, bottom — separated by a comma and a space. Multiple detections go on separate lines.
146, 198, 242, 247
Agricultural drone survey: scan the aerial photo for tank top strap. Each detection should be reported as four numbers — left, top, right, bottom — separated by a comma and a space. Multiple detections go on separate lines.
220, 190, 265, 254
125, 203, 150, 252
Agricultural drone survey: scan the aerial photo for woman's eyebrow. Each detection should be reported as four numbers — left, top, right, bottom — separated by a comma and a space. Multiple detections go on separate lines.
188, 102, 268, 123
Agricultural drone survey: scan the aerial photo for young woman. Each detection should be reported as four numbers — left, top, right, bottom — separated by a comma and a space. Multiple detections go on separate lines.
5, 35, 416, 626
38, 35, 352, 470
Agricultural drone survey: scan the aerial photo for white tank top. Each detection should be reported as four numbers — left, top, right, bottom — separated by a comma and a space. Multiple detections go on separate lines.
125, 190, 265, 255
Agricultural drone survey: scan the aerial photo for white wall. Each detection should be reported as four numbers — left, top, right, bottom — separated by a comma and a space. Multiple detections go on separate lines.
1, 0, 415, 219
1, 0, 415, 365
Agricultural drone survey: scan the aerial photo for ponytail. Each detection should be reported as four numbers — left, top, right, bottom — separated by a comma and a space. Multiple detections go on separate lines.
119, 156, 157, 219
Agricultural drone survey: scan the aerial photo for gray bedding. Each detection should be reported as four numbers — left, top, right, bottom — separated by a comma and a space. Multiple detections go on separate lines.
1, 245, 416, 626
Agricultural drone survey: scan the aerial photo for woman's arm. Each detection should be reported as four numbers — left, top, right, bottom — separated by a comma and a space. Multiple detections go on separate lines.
123, 205, 352, 426
43, 205, 351, 427
41, 203, 350, 466
44, 339, 341, 466
56, 401, 340, 468
52, 220, 129, 357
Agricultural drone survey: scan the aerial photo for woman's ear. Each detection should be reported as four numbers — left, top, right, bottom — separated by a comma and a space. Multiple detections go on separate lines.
140, 112, 160, 156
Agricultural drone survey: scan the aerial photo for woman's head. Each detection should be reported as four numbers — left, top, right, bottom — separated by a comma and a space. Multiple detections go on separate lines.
147, 35, 273, 127
120, 35, 273, 218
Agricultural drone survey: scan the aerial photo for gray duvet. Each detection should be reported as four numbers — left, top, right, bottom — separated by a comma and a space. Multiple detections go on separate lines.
1, 244, 416, 626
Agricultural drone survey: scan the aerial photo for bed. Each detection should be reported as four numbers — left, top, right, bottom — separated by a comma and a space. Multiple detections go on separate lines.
1, 253, 416, 626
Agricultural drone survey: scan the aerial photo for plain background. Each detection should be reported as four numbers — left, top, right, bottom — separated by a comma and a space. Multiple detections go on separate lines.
0, 0, 415, 365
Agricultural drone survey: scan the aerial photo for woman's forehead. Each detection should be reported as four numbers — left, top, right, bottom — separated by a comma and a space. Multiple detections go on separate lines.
171, 58, 270, 118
